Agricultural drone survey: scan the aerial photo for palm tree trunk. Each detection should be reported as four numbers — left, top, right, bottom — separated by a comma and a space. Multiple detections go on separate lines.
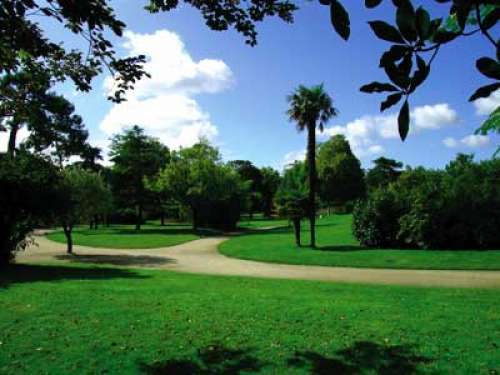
307, 123, 317, 248
292, 218, 301, 247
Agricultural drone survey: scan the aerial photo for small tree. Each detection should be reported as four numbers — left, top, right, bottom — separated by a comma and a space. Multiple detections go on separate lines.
260, 167, 281, 218
58, 167, 112, 253
276, 161, 309, 247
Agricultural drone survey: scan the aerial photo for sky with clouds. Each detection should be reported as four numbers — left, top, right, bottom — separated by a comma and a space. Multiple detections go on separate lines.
3, 1, 497, 170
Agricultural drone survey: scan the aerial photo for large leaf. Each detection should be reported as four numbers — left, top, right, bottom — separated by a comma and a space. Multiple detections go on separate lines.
396, 0, 417, 42
379, 45, 410, 67
469, 82, 500, 102
360, 82, 399, 93
368, 21, 405, 43
415, 7, 431, 40
398, 100, 410, 141
381, 92, 403, 112
365, 0, 383, 8
330, 0, 350, 40
476, 57, 500, 80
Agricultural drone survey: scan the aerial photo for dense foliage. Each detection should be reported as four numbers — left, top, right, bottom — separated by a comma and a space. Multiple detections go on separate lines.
353, 154, 500, 250
156, 141, 248, 230
0, 152, 60, 265
366, 156, 403, 191
317, 135, 365, 208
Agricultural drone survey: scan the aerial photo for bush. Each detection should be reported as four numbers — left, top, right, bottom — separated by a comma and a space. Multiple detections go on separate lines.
353, 155, 500, 250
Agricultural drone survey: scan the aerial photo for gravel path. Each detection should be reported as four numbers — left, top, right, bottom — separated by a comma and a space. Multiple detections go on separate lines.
15, 235, 500, 288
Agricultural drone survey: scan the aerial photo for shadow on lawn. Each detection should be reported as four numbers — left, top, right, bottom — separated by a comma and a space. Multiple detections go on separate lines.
54, 253, 176, 267
139, 344, 265, 374
139, 341, 432, 375
288, 341, 433, 375
0, 263, 146, 288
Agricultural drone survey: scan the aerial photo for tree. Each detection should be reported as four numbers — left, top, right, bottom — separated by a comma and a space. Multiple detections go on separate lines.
260, 167, 281, 217
228, 160, 263, 218
276, 161, 308, 247
156, 141, 248, 230
0, 151, 61, 265
317, 135, 365, 209
109, 126, 170, 230
287, 84, 337, 248
366, 156, 403, 191
58, 167, 113, 253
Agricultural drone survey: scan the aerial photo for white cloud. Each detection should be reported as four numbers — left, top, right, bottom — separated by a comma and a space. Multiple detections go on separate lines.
100, 29, 233, 150
443, 134, 490, 148
321, 103, 458, 159
281, 149, 306, 169
443, 137, 458, 148
473, 89, 500, 116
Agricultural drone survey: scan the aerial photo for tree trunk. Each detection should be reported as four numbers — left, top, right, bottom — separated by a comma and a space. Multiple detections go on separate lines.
89, 220, 93, 230
160, 212, 165, 226
63, 223, 73, 254
192, 206, 198, 231
292, 218, 301, 247
135, 204, 142, 230
7, 122, 19, 156
307, 123, 317, 248
94, 214, 99, 229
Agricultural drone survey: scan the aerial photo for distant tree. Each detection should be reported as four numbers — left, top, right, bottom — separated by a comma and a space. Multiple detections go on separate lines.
366, 157, 404, 191
156, 141, 248, 230
109, 126, 170, 230
276, 161, 308, 247
287, 84, 337, 248
317, 135, 365, 210
228, 160, 263, 218
260, 167, 281, 217
58, 167, 113, 253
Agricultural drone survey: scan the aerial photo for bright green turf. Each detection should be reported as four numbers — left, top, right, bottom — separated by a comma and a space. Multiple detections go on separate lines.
220, 215, 500, 270
46, 223, 200, 249
0, 263, 498, 374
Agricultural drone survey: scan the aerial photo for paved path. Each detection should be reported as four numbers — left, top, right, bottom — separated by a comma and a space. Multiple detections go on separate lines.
16, 235, 500, 288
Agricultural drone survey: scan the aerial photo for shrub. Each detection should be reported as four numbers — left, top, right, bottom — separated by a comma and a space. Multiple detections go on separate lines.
353, 155, 500, 250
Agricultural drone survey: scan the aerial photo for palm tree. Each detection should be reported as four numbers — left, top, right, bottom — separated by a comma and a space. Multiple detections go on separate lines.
286, 84, 337, 248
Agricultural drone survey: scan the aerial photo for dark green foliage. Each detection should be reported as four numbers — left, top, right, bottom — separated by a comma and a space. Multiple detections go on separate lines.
317, 135, 365, 208
260, 167, 281, 217
109, 126, 170, 230
353, 154, 500, 250
366, 156, 403, 190
228, 160, 263, 216
156, 141, 247, 231
0, 152, 60, 265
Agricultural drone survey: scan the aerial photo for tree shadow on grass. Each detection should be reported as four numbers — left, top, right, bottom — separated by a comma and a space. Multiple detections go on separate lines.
0, 263, 147, 288
139, 344, 265, 375
287, 341, 434, 375
54, 253, 176, 267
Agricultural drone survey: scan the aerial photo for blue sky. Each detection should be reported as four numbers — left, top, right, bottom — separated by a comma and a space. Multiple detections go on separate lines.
27, 1, 500, 170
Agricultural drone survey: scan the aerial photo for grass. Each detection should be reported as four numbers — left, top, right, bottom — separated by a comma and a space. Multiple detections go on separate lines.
46, 222, 201, 249
220, 214, 500, 270
0, 263, 499, 374
238, 214, 290, 229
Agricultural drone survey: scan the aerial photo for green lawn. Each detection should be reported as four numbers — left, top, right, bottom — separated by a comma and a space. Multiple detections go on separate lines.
238, 214, 290, 229
46, 223, 201, 249
220, 215, 500, 270
0, 263, 498, 374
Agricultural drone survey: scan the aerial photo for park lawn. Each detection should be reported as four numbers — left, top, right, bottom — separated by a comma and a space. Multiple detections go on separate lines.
238, 214, 289, 229
0, 263, 499, 374
220, 214, 500, 270
46, 223, 201, 249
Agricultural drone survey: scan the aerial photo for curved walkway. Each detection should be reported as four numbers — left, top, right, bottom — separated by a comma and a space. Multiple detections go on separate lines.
16, 235, 500, 288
